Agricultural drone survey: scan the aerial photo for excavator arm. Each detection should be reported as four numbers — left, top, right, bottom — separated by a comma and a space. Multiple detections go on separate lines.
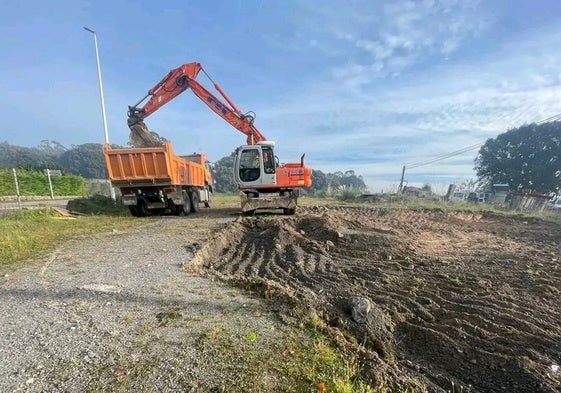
128, 62, 266, 146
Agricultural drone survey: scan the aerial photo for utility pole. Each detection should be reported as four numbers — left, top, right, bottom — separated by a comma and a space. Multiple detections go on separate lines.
12, 168, 22, 210
84, 26, 116, 202
398, 165, 406, 194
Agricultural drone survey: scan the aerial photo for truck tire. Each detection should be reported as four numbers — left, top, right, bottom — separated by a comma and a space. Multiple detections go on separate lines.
171, 200, 182, 216
182, 194, 191, 216
128, 205, 140, 217
137, 201, 151, 217
190, 191, 200, 213
204, 188, 213, 208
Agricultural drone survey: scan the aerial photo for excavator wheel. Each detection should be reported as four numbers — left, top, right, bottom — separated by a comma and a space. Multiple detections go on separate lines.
190, 191, 200, 213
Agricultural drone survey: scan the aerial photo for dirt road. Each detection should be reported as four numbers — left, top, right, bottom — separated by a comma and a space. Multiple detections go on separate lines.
1, 204, 560, 392
0, 208, 302, 392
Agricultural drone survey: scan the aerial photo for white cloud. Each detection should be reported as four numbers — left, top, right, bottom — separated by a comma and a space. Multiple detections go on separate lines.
300, 0, 491, 82
249, 13, 561, 191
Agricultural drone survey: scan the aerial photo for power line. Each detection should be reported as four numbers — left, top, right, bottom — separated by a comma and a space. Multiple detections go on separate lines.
406, 142, 483, 169
538, 113, 561, 124
405, 112, 561, 171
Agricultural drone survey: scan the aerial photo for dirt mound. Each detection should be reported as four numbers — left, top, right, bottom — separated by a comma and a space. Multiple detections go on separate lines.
188, 206, 561, 392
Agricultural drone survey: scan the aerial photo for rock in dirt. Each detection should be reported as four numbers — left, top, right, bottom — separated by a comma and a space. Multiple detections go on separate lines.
350, 297, 371, 323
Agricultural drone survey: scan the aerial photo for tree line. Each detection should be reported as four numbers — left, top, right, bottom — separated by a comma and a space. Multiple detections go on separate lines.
0, 141, 110, 179
3, 119, 560, 195
1, 142, 368, 194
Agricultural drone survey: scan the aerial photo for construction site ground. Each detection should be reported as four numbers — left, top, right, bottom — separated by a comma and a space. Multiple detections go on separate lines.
1, 198, 560, 392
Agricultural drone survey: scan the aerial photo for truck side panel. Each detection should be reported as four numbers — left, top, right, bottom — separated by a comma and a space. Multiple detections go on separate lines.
103, 141, 207, 187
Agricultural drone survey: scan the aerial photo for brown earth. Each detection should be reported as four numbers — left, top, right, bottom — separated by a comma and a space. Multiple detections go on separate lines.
187, 206, 561, 393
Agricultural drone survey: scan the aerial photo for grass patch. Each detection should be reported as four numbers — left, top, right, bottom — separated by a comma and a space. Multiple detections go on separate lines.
189, 302, 381, 393
66, 195, 129, 216
212, 193, 242, 207
0, 208, 142, 270
284, 332, 375, 393
155, 308, 183, 326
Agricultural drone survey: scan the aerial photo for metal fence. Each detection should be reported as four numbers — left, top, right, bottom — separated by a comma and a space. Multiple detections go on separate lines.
0, 168, 112, 213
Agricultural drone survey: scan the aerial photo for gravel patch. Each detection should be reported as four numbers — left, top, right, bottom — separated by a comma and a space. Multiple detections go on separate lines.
0, 214, 293, 392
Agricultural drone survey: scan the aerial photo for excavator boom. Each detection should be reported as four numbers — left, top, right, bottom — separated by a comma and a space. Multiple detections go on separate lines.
128, 62, 266, 146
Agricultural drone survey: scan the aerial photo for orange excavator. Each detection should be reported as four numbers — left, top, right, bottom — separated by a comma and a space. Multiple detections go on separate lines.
127, 62, 312, 215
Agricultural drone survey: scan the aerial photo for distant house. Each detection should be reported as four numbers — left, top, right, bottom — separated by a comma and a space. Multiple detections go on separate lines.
402, 185, 422, 197
509, 190, 551, 212
491, 184, 510, 205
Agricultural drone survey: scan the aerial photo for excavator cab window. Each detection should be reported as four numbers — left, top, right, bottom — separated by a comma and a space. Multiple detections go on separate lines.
239, 148, 261, 182
262, 147, 275, 174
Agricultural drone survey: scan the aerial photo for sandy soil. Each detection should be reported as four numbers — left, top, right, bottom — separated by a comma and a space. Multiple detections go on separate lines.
190, 206, 561, 393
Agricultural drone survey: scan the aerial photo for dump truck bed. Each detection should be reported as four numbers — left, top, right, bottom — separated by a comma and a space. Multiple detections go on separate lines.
103, 141, 207, 188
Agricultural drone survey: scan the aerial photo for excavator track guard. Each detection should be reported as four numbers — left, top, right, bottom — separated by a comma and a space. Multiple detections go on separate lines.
240, 191, 297, 215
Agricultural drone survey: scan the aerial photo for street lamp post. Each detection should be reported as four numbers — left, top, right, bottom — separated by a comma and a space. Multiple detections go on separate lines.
84, 26, 115, 201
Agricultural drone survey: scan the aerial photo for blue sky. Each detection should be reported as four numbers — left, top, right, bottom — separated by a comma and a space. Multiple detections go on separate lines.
2, 0, 561, 191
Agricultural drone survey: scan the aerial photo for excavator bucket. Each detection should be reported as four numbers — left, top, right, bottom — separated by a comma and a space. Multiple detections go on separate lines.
240, 191, 298, 215
128, 121, 165, 148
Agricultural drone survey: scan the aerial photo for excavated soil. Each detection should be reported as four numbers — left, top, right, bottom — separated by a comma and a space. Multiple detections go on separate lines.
188, 206, 561, 393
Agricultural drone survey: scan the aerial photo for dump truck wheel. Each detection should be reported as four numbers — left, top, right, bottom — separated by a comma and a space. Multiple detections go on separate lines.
204, 189, 213, 208
171, 200, 182, 216
190, 191, 200, 213
182, 194, 191, 216
137, 201, 151, 217
128, 205, 140, 217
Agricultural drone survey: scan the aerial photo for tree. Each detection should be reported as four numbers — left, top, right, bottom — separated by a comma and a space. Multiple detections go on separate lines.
0, 142, 57, 169
310, 170, 327, 193
340, 170, 368, 191
211, 152, 368, 195
475, 122, 561, 192
38, 140, 67, 158
212, 152, 238, 193
58, 143, 108, 179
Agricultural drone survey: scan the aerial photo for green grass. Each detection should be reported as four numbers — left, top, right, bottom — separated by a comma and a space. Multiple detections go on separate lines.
283, 331, 375, 393
66, 195, 130, 215
0, 194, 238, 270
190, 314, 378, 393
212, 192, 243, 207
0, 208, 142, 270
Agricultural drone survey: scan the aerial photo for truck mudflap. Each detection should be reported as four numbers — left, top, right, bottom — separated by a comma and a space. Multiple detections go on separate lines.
240, 191, 297, 214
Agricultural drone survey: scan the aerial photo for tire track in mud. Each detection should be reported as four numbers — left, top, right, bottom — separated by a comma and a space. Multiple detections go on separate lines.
187, 206, 561, 393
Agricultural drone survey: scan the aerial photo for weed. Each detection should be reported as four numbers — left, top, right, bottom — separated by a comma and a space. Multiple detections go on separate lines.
66, 195, 129, 216
155, 308, 182, 326
122, 315, 133, 326
245, 331, 258, 342
526, 268, 540, 276
0, 209, 140, 269
285, 332, 375, 393
451, 277, 463, 286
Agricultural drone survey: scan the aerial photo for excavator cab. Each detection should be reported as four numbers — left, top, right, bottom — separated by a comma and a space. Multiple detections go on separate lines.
234, 142, 277, 187
234, 141, 300, 215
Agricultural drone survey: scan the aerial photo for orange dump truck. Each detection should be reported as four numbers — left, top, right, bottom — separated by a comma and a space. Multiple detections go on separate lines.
103, 141, 213, 216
